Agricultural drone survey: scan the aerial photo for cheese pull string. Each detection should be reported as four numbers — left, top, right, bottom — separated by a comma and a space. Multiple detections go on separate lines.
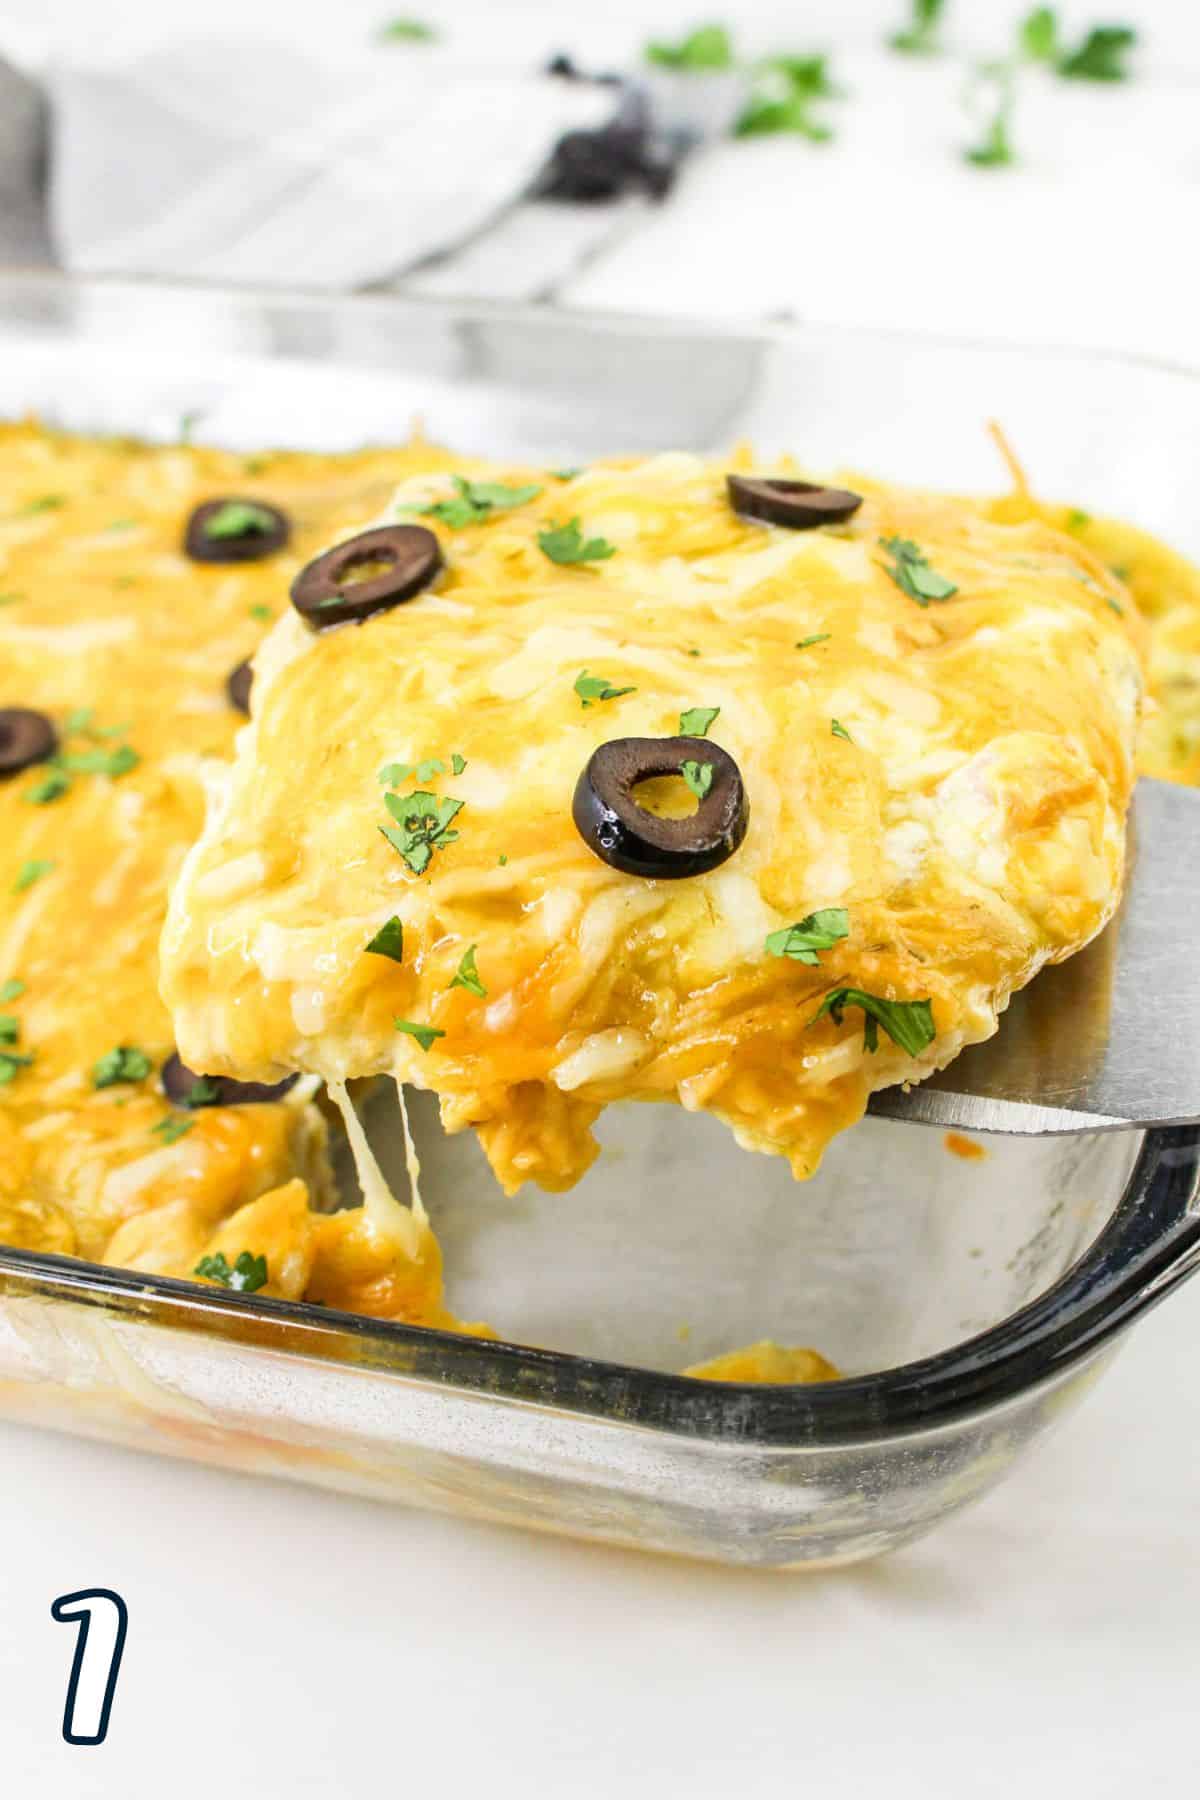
325, 1078, 422, 1261
987, 419, 1032, 500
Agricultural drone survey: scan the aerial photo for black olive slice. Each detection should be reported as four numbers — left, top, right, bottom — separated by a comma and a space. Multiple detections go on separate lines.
0, 707, 58, 777
290, 525, 442, 630
226, 659, 253, 716
185, 498, 291, 564
726, 475, 863, 530
161, 1051, 298, 1109
572, 736, 749, 879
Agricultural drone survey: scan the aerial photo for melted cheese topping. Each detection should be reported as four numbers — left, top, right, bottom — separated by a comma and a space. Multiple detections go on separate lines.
0, 420, 464, 1325
161, 450, 1144, 1195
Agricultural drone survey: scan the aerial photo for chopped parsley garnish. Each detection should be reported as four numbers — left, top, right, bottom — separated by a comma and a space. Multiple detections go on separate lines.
377, 16, 437, 42
62, 743, 141, 778
380, 790, 464, 874
1104, 596, 1124, 617
26, 769, 71, 805
811, 987, 936, 1057
552, 467, 583, 481
449, 945, 487, 998
13, 860, 53, 893
21, 494, 66, 516
151, 1114, 195, 1145
888, 0, 945, 55
795, 633, 831, 649
0, 980, 24, 1003
419, 475, 541, 529
538, 519, 616, 567
0, 1049, 32, 1086
1066, 508, 1091, 531
451, 752, 467, 775
575, 670, 636, 708
681, 759, 714, 800
879, 536, 958, 604
0, 592, 23, 606
765, 907, 850, 965
194, 1250, 269, 1292
249, 603, 273, 622
365, 916, 405, 962
184, 1077, 221, 1107
1058, 24, 1136, 82
93, 1045, 153, 1089
0, 1015, 18, 1045
394, 1018, 445, 1051
831, 719, 852, 742
378, 756, 453, 787
202, 501, 279, 541
645, 24, 734, 70
679, 705, 720, 737
498, 853, 508, 866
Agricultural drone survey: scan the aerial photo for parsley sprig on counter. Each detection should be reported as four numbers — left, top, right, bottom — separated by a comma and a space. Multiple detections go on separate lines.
765, 908, 849, 966
880, 536, 958, 604
645, 24, 734, 70
419, 475, 542, 530
194, 1250, 269, 1292
889, 0, 945, 56
812, 987, 936, 1056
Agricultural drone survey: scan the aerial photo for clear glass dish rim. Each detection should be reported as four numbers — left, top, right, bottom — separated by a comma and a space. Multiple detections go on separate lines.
1, 270, 1199, 1449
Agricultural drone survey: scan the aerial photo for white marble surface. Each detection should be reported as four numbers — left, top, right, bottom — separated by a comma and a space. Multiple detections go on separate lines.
1, 2, 1199, 1793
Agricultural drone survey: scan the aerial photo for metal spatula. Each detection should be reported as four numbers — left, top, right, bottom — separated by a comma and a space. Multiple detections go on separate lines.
868, 778, 1200, 1136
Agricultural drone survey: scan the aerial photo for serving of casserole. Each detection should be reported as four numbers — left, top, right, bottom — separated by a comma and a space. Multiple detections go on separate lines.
4, 396, 1198, 1369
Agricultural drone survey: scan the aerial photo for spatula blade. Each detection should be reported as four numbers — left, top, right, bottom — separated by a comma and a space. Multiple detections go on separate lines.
868, 778, 1200, 1135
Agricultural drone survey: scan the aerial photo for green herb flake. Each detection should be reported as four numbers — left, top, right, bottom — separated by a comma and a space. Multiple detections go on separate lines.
1058, 25, 1136, 82
679, 705, 720, 737
575, 670, 636, 708
64, 706, 95, 734
0, 1015, 17, 1046
151, 1114, 195, 1145
62, 743, 140, 779
194, 1250, 269, 1292
765, 907, 850, 966
0, 1050, 33, 1085
1020, 6, 1060, 62
13, 860, 54, 893
645, 24, 734, 71
889, 0, 945, 56
735, 56, 839, 141
449, 945, 487, 999
831, 719, 853, 742
1066, 508, 1091, 531
203, 501, 279, 542
420, 475, 541, 530
377, 17, 437, 43
380, 789, 464, 875
498, 853, 508, 867
0, 592, 23, 606
25, 769, 71, 806
879, 535, 959, 604
0, 980, 25, 1004
965, 99, 1015, 168
451, 752, 467, 776
394, 1018, 445, 1052
811, 986, 936, 1057
1105, 596, 1125, 617
795, 633, 831, 649
538, 518, 617, 567
92, 1045, 153, 1089
21, 494, 66, 516
184, 1076, 221, 1108
681, 759, 714, 801
365, 916, 405, 963
249, 603, 274, 622
552, 467, 583, 481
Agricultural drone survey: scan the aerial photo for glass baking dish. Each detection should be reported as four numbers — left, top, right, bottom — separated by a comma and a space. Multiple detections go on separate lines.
1, 270, 1199, 1569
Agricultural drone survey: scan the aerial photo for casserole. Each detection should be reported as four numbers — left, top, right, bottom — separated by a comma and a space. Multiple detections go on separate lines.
0, 271, 1198, 1566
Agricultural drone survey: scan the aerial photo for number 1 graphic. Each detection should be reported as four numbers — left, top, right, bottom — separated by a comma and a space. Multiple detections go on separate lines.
50, 1589, 128, 1746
